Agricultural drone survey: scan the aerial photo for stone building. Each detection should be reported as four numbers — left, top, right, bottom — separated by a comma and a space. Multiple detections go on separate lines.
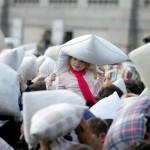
0, 0, 150, 52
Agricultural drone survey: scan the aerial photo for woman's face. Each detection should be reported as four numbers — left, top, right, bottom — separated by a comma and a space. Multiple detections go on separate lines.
69, 57, 89, 71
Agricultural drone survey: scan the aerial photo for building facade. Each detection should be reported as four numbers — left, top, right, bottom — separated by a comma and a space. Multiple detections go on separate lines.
0, 0, 150, 52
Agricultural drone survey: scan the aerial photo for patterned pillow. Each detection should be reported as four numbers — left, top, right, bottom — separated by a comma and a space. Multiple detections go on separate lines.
0, 63, 21, 118
22, 89, 86, 148
30, 103, 86, 141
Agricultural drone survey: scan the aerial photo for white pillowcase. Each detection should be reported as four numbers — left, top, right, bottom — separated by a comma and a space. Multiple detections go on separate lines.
113, 78, 127, 94
44, 45, 62, 61
38, 57, 56, 77
22, 89, 86, 148
0, 63, 21, 118
30, 103, 86, 141
36, 55, 45, 69
56, 34, 128, 74
129, 43, 150, 91
90, 92, 122, 119
0, 47, 25, 70
18, 56, 38, 82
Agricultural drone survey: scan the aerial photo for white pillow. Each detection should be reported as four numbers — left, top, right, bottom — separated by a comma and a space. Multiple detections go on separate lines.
44, 45, 62, 61
90, 92, 122, 119
36, 55, 45, 69
0, 47, 25, 70
129, 43, 150, 91
22, 89, 86, 147
30, 103, 86, 141
18, 56, 38, 82
56, 34, 128, 74
38, 57, 56, 77
113, 78, 127, 94
0, 63, 21, 118
25, 49, 36, 56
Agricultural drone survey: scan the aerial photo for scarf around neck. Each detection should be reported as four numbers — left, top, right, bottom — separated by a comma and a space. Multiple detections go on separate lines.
70, 65, 96, 105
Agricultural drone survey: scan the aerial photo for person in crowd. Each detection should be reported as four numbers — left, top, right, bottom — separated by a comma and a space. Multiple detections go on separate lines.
96, 83, 123, 101
124, 79, 145, 95
143, 35, 150, 44
87, 118, 108, 147
75, 117, 108, 150
105, 60, 141, 82
39, 115, 107, 150
46, 56, 105, 107
0, 115, 21, 150
103, 95, 150, 150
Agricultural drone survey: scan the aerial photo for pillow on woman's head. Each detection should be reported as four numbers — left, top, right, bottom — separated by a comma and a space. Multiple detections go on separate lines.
22, 89, 86, 148
56, 34, 128, 74
0, 63, 21, 118
30, 103, 87, 141
129, 43, 150, 91
0, 47, 25, 70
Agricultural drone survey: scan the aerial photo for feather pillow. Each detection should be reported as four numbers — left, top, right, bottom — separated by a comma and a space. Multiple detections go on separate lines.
129, 43, 150, 91
90, 92, 122, 119
30, 103, 86, 141
0, 63, 21, 118
57, 34, 128, 74
22, 89, 86, 148
0, 47, 25, 70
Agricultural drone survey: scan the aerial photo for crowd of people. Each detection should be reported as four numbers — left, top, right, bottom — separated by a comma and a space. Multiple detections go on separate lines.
0, 30, 150, 150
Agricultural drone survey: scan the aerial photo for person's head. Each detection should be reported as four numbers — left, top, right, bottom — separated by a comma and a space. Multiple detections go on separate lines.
69, 56, 89, 72
96, 84, 123, 101
104, 119, 113, 129
125, 79, 145, 95
28, 80, 46, 91
87, 118, 108, 144
143, 35, 150, 44
75, 118, 108, 150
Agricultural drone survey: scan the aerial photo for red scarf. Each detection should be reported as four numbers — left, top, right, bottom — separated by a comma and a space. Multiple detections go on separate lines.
70, 65, 96, 105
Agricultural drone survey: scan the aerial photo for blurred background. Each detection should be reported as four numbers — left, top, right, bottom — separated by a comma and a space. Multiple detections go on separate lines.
0, 0, 150, 53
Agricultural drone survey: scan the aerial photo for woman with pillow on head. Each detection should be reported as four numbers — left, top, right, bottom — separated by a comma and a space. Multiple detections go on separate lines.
46, 56, 105, 107
45, 34, 128, 106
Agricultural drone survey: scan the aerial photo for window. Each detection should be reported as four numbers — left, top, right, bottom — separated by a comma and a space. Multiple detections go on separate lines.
88, 0, 118, 5
14, 0, 39, 4
49, 0, 77, 4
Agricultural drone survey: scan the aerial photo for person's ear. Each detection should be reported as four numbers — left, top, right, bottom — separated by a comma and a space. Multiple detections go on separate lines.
98, 132, 107, 144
